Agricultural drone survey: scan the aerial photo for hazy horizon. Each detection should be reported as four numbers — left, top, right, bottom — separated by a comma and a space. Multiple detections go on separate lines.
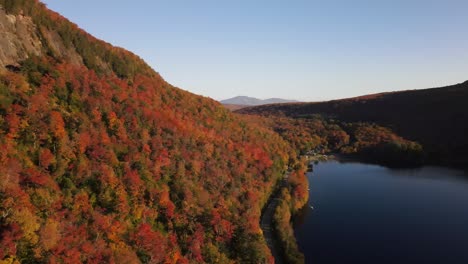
41, 0, 468, 101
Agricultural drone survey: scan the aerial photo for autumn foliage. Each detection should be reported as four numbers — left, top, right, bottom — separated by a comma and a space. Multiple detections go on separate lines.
238, 81, 468, 167
0, 1, 294, 263
272, 166, 309, 264
238, 114, 424, 167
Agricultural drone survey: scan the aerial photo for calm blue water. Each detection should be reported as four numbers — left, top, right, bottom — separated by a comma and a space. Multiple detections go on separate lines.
294, 160, 468, 264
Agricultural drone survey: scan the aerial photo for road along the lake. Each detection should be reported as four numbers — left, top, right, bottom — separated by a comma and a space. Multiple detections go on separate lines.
260, 172, 289, 264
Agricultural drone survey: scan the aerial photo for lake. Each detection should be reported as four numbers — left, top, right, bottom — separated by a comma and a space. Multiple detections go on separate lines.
294, 160, 468, 264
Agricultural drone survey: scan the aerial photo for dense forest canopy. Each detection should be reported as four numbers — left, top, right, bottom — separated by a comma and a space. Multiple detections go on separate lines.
1, 1, 463, 263
243, 115, 424, 167
0, 1, 308, 263
238, 82, 468, 167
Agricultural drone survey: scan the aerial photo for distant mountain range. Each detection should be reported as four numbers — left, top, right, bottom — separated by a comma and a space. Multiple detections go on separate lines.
221, 96, 299, 106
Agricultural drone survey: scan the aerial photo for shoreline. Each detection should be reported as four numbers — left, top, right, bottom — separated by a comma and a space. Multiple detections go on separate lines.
261, 159, 310, 264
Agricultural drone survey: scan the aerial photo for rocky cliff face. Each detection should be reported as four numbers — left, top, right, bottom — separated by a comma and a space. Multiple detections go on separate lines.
1, 1, 156, 78
39, 24, 84, 66
0, 6, 42, 69
0, 5, 86, 72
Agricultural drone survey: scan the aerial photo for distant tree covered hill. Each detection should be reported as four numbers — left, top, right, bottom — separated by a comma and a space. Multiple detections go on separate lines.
221, 96, 298, 106
222, 104, 249, 111
0, 1, 300, 263
238, 81, 468, 167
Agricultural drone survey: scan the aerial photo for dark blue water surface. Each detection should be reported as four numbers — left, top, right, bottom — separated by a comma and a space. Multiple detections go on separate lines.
294, 160, 468, 264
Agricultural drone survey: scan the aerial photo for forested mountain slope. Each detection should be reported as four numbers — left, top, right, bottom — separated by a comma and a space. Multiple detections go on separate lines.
0, 1, 296, 263
238, 82, 468, 167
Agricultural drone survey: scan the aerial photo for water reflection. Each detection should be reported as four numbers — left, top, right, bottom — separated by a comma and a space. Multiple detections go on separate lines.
294, 160, 468, 264
336, 158, 468, 182
293, 202, 310, 227
385, 166, 468, 181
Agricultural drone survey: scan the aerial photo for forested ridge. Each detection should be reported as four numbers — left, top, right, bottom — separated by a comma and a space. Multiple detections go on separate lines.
243, 115, 424, 168
0, 1, 309, 263
238, 82, 468, 167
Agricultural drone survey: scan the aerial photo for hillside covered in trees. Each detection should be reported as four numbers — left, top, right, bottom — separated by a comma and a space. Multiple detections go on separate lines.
243, 115, 424, 168
0, 1, 310, 263
238, 82, 468, 167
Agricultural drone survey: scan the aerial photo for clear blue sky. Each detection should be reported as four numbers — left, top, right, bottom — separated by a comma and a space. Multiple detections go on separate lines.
41, 0, 468, 101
